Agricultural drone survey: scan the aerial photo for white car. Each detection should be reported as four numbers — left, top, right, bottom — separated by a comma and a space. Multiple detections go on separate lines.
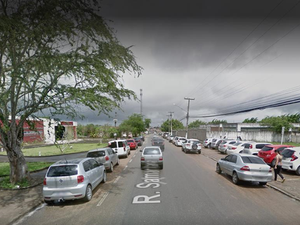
242, 142, 271, 155
108, 140, 130, 158
227, 142, 247, 155
218, 139, 236, 154
282, 147, 300, 175
182, 139, 201, 154
175, 137, 187, 147
203, 138, 213, 148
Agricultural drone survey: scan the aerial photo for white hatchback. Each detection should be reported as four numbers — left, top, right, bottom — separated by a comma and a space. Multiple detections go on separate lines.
282, 147, 300, 175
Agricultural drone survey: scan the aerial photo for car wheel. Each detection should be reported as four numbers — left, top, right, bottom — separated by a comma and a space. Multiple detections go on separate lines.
232, 172, 240, 185
109, 163, 113, 172
102, 171, 107, 183
141, 164, 145, 170
83, 185, 93, 202
259, 182, 267, 186
296, 166, 300, 176
160, 165, 163, 170
125, 153, 128, 158
208, 144, 211, 148
116, 158, 120, 166
198, 150, 201, 154
216, 164, 222, 174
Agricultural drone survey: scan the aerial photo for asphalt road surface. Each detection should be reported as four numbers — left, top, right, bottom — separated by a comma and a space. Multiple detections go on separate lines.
15, 135, 300, 225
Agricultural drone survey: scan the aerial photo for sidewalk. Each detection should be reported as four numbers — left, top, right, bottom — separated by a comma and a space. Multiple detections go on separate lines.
0, 148, 300, 225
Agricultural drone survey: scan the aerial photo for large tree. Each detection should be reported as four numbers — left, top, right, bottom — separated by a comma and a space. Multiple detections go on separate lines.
188, 119, 206, 128
0, 0, 142, 184
118, 114, 145, 137
160, 119, 184, 132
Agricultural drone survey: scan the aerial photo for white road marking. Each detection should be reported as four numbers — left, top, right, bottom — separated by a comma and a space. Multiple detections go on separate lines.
13, 203, 45, 225
129, 159, 133, 163
123, 165, 128, 171
97, 192, 109, 207
114, 176, 121, 184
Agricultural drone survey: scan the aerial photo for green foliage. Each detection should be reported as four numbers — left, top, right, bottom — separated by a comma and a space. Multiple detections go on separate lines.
260, 116, 293, 133
208, 119, 227, 125
144, 118, 151, 129
119, 114, 145, 136
243, 117, 258, 123
160, 119, 184, 132
188, 120, 206, 128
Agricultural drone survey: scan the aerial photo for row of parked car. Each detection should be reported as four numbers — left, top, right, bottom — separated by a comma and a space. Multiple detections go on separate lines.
43, 136, 145, 204
162, 135, 202, 154
204, 137, 300, 176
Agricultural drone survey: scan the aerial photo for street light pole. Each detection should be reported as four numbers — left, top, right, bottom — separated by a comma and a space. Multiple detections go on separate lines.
184, 97, 195, 139
168, 112, 174, 135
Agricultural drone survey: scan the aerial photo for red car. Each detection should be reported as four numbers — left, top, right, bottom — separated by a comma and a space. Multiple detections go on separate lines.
127, 139, 138, 150
258, 144, 294, 167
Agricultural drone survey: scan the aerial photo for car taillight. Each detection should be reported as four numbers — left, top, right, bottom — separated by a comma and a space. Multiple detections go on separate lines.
250, 144, 253, 149
291, 154, 298, 161
43, 178, 47, 186
124, 146, 126, 150
232, 147, 236, 150
159, 157, 163, 161
240, 166, 250, 171
187, 144, 190, 146
269, 168, 272, 172
77, 175, 84, 183
105, 156, 109, 161
141, 157, 145, 161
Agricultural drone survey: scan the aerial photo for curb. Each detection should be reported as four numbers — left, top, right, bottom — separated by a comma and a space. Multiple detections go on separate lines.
202, 152, 300, 202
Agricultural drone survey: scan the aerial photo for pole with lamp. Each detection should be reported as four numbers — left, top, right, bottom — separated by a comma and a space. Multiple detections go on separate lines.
184, 97, 195, 139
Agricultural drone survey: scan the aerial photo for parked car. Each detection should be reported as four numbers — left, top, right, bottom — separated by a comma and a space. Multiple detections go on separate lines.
108, 140, 130, 158
168, 135, 175, 142
211, 138, 222, 149
172, 136, 179, 145
203, 138, 213, 148
127, 139, 138, 150
258, 144, 294, 167
218, 139, 236, 154
140, 146, 163, 170
43, 158, 106, 204
281, 147, 300, 175
134, 137, 143, 146
151, 137, 165, 151
86, 147, 119, 172
242, 142, 271, 155
227, 142, 247, 155
175, 137, 187, 147
182, 139, 201, 154
216, 153, 272, 185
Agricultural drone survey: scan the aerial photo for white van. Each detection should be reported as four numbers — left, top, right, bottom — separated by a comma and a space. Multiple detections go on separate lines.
108, 140, 130, 158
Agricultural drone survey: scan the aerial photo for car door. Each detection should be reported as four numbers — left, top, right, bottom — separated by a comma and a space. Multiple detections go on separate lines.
108, 148, 116, 166
227, 155, 238, 175
221, 155, 232, 174
89, 159, 102, 187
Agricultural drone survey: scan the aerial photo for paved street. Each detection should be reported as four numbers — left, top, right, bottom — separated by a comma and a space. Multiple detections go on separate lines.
9, 136, 300, 225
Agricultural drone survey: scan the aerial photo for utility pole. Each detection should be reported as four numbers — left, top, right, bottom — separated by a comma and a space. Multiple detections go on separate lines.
184, 97, 195, 139
140, 89, 143, 118
168, 111, 174, 135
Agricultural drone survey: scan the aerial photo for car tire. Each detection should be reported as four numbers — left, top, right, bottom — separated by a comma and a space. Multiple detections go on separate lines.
216, 164, 222, 174
83, 185, 93, 202
232, 172, 240, 185
125, 153, 128, 158
259, 182, 267, 185
102, 171, 107, 183
141, 164, 145, 170
208, 144, 211, 148
109, 163, 113, 172
296, 166, 300, 176
160, 165, 163, 170
116, 158, 120, 166
198, 150, 201, 154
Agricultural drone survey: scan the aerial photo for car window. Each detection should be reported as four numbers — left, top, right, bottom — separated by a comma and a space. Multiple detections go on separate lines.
229, 141, 236, 144
230, 155, 237, 163
83, 160, 92, 172
192, 141, 200, 144
256, 144, 266, 149
47, 165, 78, 177
143, 149, 161, 155
107, 148, 112, 155
87, 151, 105, 157
89, 159, 99, 169
281, 149, 295, 158
225, 155, 232, 161
109, 142, 117, 148
241, 157, 265, 164
277, 147, 287, 152
118, 141, 124, 147
261, 146, 273, 151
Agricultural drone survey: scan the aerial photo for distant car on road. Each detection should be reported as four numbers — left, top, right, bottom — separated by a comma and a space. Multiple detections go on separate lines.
127, 139, 138, 150
134, 137, 143, 146
140, 146, 163, 170
86, 147, 119, 172
216, 153, 272, 185
43, 158, 106, 204
151, 137, 165, 151
182, 139, 201, 154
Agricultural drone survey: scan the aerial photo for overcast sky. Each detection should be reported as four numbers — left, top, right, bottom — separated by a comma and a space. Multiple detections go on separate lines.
75, 0, 300, 127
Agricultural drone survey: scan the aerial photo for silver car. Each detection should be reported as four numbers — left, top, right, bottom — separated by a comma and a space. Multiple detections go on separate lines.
87, 147, 119, 172
216, 153, 272, 185
140, 146, 163, 170
43, 158, 106, 204
218, 139, 236, 154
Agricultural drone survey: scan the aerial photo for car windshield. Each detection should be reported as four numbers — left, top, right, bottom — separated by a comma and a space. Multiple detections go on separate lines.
281, 149, 295, 158
143, 149, 161, 155
87, 151, 105, 157
241, 156, 265, 164
47, 165, 78, 177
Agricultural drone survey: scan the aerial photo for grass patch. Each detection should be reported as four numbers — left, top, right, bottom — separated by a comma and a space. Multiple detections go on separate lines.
0, 176, 29, 189
0, 142, 107, 157
0, 162, 53, 176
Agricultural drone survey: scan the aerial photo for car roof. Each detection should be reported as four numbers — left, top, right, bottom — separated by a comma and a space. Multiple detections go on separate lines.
88, 148, 110, 153
52, 158, 88, 165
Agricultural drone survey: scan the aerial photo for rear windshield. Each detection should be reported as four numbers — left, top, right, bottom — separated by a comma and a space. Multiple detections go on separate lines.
281, 149, 295, 158
261, 146, 273, 151
143, 149, 161, 155
127, 140, 134, 143
191, 141, 200, 144
87, 151, 105, 157
47, 165, 78, 177
242, 157, 265, 164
